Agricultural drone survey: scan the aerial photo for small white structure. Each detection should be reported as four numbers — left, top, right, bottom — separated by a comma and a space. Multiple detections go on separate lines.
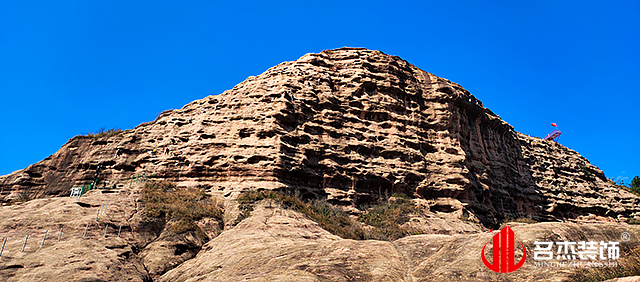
70, 186, 82, 197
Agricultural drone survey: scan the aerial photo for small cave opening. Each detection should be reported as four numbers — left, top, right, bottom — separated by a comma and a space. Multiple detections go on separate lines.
174, 244, 189, 256
76, 202, 97, 208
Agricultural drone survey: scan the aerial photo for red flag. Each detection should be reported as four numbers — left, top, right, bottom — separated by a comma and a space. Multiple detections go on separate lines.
551, 123, 557, 127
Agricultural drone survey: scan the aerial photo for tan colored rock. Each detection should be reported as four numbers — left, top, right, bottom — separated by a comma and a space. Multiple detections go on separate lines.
140, 223, 209, 278
605, 277, 640, 282
160, 201, 409, 282
161, 200, 640, 282
1, 47, 637, 227
0, 184, 151, 282
1, 47, 640, 281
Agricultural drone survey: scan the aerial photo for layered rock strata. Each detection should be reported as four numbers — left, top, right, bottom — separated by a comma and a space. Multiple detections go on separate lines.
1, 47, 638, 227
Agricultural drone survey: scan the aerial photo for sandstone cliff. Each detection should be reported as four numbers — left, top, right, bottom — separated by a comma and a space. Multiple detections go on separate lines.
1, 47, 638, 227
2, 191, 638, 282
2, 47, 640, 282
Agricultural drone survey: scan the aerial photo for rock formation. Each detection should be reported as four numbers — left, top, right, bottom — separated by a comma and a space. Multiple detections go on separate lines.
1, 47, 638, 226
1, 47, 640, 281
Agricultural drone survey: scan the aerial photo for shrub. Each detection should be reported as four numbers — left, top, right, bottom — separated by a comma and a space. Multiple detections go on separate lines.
357, 195, 421, 240
141, 181, 223, 234
580, 165, 593, 178
501, 216, 538, 226
87, 127, 123, 138
235, 190, 423, 241
631, 176, 640, 194
608, 177, 640, 196
15, 188, 33, 203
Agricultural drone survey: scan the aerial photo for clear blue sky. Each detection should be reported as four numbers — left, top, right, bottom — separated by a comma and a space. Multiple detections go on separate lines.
1, 1, 638, 183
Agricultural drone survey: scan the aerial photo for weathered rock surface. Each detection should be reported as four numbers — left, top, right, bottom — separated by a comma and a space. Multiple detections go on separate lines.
160, 200, 640, 282
1, 47, 638, 227
2, 193, 639, 282
139, 219, 218, 278
0, 181, 222, 282
0, 184, 151, 282
1, 47, 640, 281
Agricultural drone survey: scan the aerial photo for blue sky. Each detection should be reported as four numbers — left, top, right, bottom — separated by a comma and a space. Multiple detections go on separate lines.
0, 1, 638, 183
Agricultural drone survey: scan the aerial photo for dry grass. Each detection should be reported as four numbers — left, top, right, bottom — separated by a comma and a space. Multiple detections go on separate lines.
499, 216, 538, 229
357, 194, 423, 240
141, 181, 223, 234
87, 128, 123, 138
236, 190, 423, 241
10, 188, 34, 204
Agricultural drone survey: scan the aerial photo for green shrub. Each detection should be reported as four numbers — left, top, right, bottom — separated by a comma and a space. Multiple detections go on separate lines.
141, 181, 223, 234
580, 165, 593, 178
631, 176, 640, 194
632, 176, 640, 188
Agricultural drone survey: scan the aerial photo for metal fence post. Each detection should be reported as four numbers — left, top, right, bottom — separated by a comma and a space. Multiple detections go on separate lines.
103, 225, 108, 238
117, 225, 122, 238
83, 222, 89, 238
41, 230, 48, 247
21, 234, 29, 252
58, 227, 63, 242
0, 237, 6, 256
104, 200, 109, 214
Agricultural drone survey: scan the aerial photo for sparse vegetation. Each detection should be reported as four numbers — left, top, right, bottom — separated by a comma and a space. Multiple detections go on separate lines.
235, 190, 423, 241
15, 188, 33, 203
568, 246, 640, 282
357, 193, 423, 240
610, 176, 640, 196
501, 216, 538, 227
580, 165, 593, 178
631, 176, 640, 194
87, 127, 123, 138
141, 181, 223, 234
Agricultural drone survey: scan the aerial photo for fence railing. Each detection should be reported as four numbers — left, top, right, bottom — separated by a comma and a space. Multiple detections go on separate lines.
0, 200, 131, 257
70, 172, 146, 198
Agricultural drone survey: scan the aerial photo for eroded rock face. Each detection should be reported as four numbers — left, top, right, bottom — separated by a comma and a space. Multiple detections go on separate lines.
0, 181, 223, 281
160, 200, 640, 282
1, 47, 638, 227
0, 185, 152, 282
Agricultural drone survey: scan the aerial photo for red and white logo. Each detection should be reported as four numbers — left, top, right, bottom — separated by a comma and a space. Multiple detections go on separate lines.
481, 226, 527, 273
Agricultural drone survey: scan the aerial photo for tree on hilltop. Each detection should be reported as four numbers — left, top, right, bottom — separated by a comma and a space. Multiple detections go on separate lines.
631, 176, 640, 189
631, 176, 640, 191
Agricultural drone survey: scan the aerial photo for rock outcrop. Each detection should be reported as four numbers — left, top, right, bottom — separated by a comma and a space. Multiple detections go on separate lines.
3, 190, 638, 282
2, 47, 638, 227
161, 200, 640, 282
2, 47, 640, 281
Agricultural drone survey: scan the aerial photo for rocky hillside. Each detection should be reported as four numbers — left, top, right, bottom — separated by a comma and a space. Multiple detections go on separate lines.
1, 47, 638, 227
1, 187, 638, 282
2, 47, 640, 281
